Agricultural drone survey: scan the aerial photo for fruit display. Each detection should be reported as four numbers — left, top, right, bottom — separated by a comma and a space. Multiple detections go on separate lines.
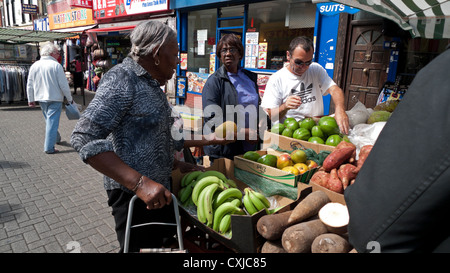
310, 141, 373, 194
271, 116, 343, 147
242, 149, 322, 176
178, 170, 272, 235
257, 190, 353, 253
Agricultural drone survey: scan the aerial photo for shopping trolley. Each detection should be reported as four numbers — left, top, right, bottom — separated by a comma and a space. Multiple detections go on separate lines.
123, 193, 185, 253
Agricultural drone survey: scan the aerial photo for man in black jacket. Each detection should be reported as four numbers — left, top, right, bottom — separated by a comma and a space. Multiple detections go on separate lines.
345, 46, 450, 253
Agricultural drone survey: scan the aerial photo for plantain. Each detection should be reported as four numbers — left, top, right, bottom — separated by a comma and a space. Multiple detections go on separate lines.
202, 183, 221, 227
219, 214, 231, 234
195, 170, 227, 184
213, 188, 243, 209
251, 190, 271, 208
180, 184, 194, 203
248, 189, 266, 211
182, 170, 202, 187
191, 176, 222, 206
212, 202, 241, 232
243, 189, 258, 215
196, 186, 208, 224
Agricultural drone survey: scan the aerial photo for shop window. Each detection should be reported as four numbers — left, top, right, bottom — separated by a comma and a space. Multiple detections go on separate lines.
246, 0, 315, 70
187, 8, 217, 73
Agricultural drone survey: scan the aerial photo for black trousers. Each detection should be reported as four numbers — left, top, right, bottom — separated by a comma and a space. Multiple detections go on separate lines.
107, 189, 176, 253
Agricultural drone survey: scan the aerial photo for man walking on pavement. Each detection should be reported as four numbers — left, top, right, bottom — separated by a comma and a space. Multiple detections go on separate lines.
26, 42, 74, 154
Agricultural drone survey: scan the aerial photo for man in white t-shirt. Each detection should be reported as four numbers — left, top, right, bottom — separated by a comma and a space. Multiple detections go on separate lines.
261, 36, 349, 135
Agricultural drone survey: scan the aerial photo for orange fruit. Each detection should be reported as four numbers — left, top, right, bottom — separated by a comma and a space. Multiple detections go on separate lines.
282, 166, 300, 175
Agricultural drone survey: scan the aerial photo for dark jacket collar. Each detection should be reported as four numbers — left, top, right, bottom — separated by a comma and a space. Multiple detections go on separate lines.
216, 65, 258, 83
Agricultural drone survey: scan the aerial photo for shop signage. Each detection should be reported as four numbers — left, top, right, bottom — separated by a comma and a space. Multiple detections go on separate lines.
176, 76, 187, 98
69, 0, 93, 9
22, 4, 38, 14
93, 0, 169, 20
317, 3, 359, 16
49, 8, 95, 30
34, 17, 50, 31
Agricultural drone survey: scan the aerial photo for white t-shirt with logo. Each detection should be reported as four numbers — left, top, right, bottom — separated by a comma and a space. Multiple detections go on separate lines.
261, 63, 336, 123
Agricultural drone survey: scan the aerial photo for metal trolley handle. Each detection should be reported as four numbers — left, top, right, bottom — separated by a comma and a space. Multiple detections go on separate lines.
123, 193, 184, 253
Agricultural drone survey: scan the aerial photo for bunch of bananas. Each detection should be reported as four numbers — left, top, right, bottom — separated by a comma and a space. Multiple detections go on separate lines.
242, 187, 271, 215
178, 170, 271, 235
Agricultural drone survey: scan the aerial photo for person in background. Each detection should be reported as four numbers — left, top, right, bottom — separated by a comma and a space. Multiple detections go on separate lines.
202, 33, 260, 161
260, 36, 349, 135
27, 42, 73, 154
70, 55, 84, 95
71, 21, 201, 252
345, 45, 450, 253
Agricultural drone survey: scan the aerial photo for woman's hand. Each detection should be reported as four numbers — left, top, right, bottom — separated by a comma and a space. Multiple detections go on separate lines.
136, 177, 173, 210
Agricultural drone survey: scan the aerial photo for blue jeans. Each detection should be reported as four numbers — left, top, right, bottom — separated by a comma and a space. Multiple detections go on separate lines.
39, 101, 62, 153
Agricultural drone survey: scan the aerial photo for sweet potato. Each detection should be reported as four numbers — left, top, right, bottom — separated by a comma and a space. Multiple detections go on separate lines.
335, 141, 357, 163
311, 233, 351, 253
356, 144, 373, 170
326, 169, 344, 194
287, 191, 330, 225
322, 147, 355, 172
310, 171, 330, 188
257, 210, 293, 241
337, 163, 359, 189
261, 240, 286, 253
281, 219, 328, 253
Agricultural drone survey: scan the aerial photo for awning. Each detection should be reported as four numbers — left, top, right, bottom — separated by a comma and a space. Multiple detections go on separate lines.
52, 24, 97, 33
0, 27, 79, 44
86, 25, 136, 35
313, 0, 450, 39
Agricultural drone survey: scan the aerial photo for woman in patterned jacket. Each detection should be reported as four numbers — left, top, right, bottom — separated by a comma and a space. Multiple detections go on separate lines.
71, 21, 200, 252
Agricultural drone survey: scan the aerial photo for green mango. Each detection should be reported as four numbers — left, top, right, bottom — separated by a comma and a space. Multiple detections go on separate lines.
311, 125, 325, 140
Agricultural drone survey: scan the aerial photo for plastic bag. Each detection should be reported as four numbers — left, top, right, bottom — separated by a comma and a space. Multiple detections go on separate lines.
345, 101, 371, 128
348, 122, 386, 158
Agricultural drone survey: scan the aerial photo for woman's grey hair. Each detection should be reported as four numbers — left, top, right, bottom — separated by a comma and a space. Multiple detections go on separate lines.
40, 42, 60, 57
128, 20, 177, 60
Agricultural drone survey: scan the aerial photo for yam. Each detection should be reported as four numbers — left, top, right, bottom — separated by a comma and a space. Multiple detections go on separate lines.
261, 240, 286, 253
287, 191, 330, 225
311, 233, 351, 253
310, 171, 330, 188
318, 202, 349, 235
256, 210, 293, 241
322, 147, 355, 172
326, 169, 344, 194
281, 219, 328, 253
337, 163, 359, 189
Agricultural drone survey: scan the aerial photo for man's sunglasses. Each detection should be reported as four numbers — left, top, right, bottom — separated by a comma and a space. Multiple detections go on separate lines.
293, 59, 313, 67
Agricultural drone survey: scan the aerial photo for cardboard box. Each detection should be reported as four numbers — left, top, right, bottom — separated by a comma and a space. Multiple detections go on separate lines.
311, 182, 346, 204
234, 150, 318, 187
172, 158, 307, 253
262, 130, 336, 153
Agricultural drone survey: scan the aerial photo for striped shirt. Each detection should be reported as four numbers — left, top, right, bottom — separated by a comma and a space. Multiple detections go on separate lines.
71, 57, 183, 192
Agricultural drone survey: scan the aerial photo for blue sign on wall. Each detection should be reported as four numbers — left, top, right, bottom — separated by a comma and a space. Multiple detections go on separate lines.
317, 3, 359, 16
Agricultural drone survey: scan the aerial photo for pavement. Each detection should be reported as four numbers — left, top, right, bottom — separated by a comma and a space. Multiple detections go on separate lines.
0, 89, 121, 253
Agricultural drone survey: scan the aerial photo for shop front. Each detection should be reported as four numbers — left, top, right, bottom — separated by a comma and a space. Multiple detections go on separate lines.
172, 0, 346, 116
84, 0, 175, 96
